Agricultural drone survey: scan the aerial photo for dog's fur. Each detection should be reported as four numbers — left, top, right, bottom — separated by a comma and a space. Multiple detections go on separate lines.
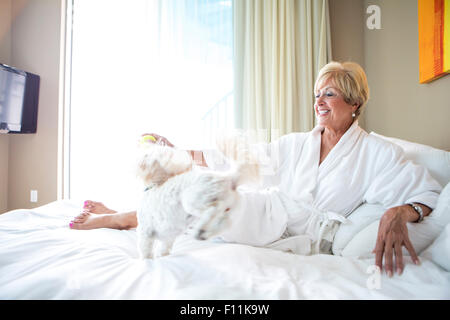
135, 138, 259, 259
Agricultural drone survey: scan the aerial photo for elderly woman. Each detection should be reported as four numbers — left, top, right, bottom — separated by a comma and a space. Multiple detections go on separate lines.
71, 61, 442, 278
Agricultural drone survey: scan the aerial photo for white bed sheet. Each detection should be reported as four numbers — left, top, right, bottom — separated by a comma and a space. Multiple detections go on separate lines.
1, 200, 449, 300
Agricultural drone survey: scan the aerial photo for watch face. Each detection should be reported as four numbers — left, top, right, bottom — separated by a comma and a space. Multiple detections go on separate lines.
408, 203, 423, 222
412, 204, 423, 222
415, 204, 423, 213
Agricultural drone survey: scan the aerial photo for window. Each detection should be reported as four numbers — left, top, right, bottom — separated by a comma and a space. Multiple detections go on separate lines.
68, 0, 233, 210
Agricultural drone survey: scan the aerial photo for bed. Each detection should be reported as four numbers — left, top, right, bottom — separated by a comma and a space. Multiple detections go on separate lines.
1, 133, 449, 300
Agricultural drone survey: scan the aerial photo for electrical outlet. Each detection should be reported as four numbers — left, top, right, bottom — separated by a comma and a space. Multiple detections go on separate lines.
30, 190, 38, 203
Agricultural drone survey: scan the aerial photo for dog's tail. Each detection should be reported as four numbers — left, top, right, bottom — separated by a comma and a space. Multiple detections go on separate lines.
216, 135, 260, 189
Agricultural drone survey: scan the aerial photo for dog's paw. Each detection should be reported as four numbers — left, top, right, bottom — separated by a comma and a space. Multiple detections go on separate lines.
139, 252, 153, 260
153, 239, 174, 258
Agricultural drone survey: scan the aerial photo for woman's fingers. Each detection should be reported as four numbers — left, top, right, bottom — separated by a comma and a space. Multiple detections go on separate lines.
141, 132, 159, 138
384, 240, 394, 277
394, 241, 404, 275
374, 235, 419, 277
160, 136, 174, 147
375, 207, 422, 277
403, 237, 420, 265
378, 240, 403, 277
373, 239, 385, 272
140, 133, 174, 147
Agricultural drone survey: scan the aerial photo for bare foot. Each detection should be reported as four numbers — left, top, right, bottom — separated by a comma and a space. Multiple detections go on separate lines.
69, 211, 115, 230
83, 200, 117, 214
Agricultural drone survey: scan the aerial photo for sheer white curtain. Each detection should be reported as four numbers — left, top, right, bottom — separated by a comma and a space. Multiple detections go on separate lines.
69, 0, 233, 210
233, 0, 332, 142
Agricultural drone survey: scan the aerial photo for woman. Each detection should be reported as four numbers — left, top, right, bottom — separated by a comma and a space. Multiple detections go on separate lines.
70, 61, 442, 277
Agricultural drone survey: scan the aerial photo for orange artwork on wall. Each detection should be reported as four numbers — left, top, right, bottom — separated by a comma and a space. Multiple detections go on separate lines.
418, 0, 450, 83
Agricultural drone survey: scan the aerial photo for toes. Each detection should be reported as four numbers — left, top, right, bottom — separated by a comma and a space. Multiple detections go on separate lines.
76, 212, 88, 218
82, 201, 116, 214
83, 200, 93, 208
83, 200, 104, 209
73, 212, 90, 223
69, 221, 83, 229
69, 222, 84, 230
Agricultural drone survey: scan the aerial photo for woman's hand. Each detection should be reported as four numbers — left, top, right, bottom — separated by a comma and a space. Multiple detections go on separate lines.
141, 133, 175, 147
373, 205, 421, 277
140, 133, 208, 167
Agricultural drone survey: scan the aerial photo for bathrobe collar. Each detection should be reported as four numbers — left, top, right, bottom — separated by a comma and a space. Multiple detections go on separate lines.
317, 120, 363, 176
291, 120, 363, 203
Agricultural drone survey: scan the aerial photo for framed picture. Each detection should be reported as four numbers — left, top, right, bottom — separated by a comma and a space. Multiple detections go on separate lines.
418, 0, 450, 83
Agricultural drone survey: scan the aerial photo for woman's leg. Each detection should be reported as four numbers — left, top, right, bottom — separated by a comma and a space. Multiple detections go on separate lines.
70, 210, 137, 230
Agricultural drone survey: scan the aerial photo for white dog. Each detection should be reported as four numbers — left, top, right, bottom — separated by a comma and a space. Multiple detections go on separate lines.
135, 137, 259, 259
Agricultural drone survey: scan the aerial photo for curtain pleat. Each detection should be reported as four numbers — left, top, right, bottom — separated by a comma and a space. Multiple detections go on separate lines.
234, 0, 332, 142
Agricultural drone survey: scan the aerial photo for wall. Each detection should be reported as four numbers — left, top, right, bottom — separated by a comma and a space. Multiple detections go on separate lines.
363, 0, 450, 151
5, 0, 61, 211
328, 0, 366, 128
0, 0, 12, 213
328, 0, 365, 67
330, 0, 450, 151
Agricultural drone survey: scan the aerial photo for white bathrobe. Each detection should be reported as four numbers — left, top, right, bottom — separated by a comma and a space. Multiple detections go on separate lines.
203, 121, 442, 254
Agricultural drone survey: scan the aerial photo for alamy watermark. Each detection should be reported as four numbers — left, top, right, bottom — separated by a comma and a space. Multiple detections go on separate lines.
366, 4, 381, 30
366, 265, 382, 290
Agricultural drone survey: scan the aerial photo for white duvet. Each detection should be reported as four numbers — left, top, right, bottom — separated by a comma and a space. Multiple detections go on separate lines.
1, 200, 449, 300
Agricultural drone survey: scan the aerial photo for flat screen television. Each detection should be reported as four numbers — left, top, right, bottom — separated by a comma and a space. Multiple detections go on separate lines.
0, 63, 40, 134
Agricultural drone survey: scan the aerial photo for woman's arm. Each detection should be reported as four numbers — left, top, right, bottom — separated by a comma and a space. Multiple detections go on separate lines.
362, 142, 441, 276
187, 150, 208, 167
373, 203, 432, 277
141, 133, 208, 167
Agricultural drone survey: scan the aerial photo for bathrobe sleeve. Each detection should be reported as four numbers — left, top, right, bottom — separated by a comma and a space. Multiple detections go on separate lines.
202, 133, 298, 186
205, 133, 305, 246
217, 187, 289, 246
363, 139, 442, 210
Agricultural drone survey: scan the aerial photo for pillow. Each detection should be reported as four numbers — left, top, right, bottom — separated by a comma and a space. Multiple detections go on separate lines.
332, 133, 449, 257
332, 203, 385, 256
370, 132, 450, 187
334, 182, 450, 257
420, 223, 450, 271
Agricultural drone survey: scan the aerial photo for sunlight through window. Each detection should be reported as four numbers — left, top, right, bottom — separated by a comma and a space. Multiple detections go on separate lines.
69, 0, 234, 210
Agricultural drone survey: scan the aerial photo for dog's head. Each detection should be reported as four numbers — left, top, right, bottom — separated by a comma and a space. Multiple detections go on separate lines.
136, 144, 193, 186
184, 176, 242, 241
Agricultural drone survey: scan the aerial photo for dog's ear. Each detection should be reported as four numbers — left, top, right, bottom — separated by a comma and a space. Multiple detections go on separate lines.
138, 155, 148, 172
137, 144, 193, 186
136, 154, 148, 180
137, 154, 171, 186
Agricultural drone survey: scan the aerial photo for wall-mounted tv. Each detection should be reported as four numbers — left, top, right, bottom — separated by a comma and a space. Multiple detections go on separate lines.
0, 63, 40, 134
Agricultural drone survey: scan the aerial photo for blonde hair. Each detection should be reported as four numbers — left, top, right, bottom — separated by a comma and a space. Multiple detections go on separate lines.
314, 61, 370, 119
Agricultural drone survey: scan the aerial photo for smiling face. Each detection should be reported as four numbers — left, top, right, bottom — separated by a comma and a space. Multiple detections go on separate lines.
314, 78, 358, 134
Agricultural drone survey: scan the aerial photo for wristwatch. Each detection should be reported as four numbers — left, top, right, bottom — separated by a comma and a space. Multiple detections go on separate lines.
407, 203, 424, 223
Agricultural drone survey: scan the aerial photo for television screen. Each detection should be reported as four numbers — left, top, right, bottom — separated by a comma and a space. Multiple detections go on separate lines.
0, 64, 39, 133
0, 67, 27, 132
